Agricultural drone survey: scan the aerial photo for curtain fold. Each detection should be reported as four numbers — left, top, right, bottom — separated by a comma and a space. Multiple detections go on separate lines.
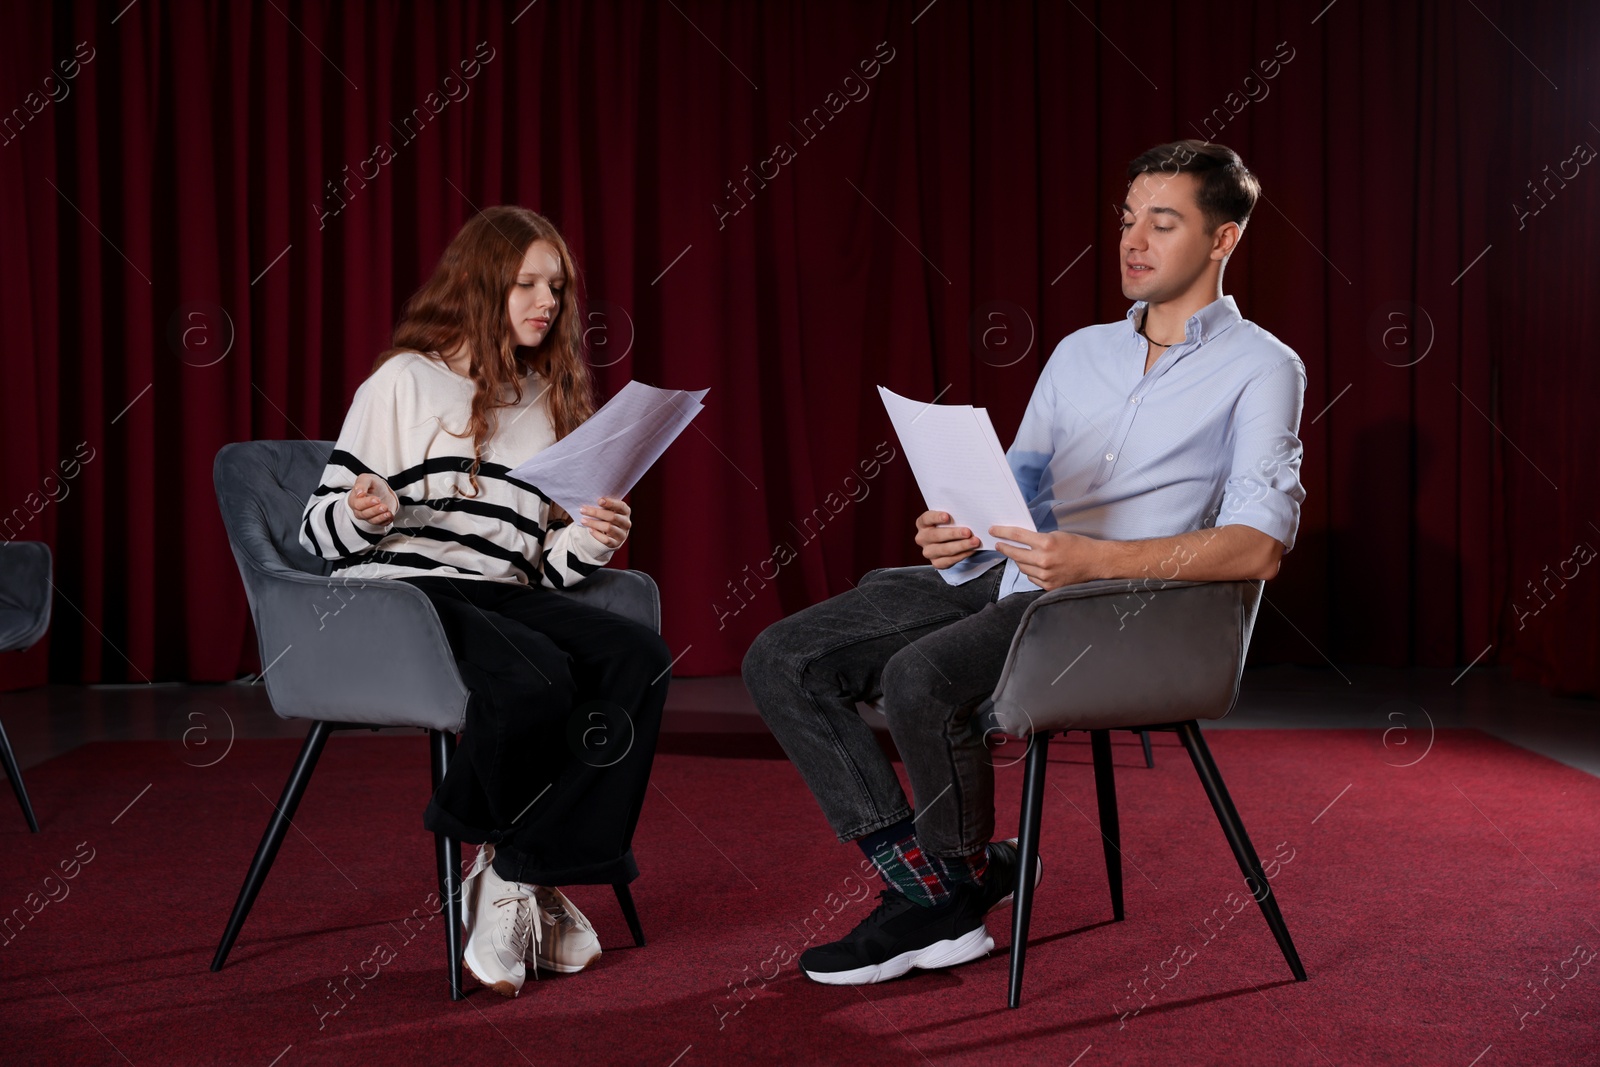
0, 0, 1592, 694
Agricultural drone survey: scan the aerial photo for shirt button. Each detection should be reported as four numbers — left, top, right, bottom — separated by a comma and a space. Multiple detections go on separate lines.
1130, 396, 1140, 404
1106, 453, 1115, 461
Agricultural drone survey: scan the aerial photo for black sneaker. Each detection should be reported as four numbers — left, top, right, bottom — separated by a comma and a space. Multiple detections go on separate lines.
980, 838, 1044, 914
799, 887, 994, 985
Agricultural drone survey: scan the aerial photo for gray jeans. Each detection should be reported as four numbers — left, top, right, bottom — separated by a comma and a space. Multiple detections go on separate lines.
742, 564, 1044, 858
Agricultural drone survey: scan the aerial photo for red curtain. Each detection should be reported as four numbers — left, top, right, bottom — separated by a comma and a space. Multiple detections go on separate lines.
1, 1, 1594, 694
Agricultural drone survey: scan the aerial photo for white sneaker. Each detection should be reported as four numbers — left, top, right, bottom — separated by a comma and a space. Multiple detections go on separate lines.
460, 845, 542, 997
532, 886, 602, 974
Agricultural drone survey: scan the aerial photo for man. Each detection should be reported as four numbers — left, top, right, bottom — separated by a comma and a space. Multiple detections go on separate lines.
743, 140, 1306, 985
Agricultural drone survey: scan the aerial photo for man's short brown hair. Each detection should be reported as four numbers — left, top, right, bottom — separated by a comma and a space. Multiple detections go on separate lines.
1127, 140, 1260, 232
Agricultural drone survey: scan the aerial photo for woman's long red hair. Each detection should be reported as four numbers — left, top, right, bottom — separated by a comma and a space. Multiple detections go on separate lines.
376, 206, 594, 495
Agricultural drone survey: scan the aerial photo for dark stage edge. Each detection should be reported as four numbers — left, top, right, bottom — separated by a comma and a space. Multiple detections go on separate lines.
2, 664, 1597, 779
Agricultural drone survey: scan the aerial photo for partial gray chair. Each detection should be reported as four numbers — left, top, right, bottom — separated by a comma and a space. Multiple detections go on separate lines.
981, 576, 1306, 1007
0, 541, 51, 833
210, 440, 662, 999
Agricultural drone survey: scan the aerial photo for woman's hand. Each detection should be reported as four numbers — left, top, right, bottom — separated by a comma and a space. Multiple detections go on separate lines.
348, 473, 398, 526
580, 496, 631, 550
915, 510, 982, 569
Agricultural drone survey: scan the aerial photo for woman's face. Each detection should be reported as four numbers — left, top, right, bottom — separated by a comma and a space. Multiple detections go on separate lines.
507, 239, 564, 348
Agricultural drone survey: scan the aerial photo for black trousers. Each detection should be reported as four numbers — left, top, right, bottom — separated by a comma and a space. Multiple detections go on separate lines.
399, 575, 671, 886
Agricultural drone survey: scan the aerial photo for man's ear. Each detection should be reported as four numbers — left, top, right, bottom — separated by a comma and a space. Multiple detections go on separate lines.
1212, 221, 1243, 260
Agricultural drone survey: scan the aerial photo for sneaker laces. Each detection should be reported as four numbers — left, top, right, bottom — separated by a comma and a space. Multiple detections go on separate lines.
847, 889, 913, 932
537, 888, 591, 932
489, 885, 543, 981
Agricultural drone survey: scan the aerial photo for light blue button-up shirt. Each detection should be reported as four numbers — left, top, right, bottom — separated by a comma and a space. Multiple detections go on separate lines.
943, 295, 1307, 599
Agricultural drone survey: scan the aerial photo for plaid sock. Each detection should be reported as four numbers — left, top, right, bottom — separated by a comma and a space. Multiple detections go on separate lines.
936, 847, 991, 888
856, 819, 952, 907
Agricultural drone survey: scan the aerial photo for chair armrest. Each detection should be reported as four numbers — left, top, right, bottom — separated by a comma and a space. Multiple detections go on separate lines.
986, 578, 1263, 736
247, 570, 471, 733
241, 566, 660, 732
553, 569, 661, 633
1029, 575, 1213, 607
0, 542, 53, 654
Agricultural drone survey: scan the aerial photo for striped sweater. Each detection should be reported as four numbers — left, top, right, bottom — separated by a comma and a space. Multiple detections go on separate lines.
298, 350, 614, 587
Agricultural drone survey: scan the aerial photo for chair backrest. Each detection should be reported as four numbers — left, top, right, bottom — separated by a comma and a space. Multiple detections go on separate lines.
0, 542, 53, 654
213, 439, 472, 731
214, 440, 336, 587
986, 578, 1265, 736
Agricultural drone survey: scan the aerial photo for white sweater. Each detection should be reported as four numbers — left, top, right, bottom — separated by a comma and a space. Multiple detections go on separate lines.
297, 350, 614, 587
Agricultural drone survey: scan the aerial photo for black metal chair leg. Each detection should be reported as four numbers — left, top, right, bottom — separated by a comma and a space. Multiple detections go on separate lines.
430, 729, 464, 1000
0, 717, 39, 833
431, 735, 449, 898
1008, 731, 1051, 1008
1090, 730, 1124, 922
435, 831, 463, 1000
211, 720, 334, 971
1139, 729, 1155, 769
613, 882, 646, 947
1175, 720, 1306, 981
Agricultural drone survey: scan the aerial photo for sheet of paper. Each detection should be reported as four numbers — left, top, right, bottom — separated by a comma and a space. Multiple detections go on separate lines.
877, 386, 1037, 551
508, 380, 708, 519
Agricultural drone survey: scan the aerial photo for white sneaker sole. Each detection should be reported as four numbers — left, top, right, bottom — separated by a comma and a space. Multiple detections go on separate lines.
801, 925, 996, 986
462, 940, 523, 998
535, 949, 601, 975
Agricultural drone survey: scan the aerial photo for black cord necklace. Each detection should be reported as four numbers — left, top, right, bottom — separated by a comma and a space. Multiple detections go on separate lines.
1138, 318, 1183, 348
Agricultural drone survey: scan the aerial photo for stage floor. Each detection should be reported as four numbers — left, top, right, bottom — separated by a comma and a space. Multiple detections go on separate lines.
4, 664, 1598, 779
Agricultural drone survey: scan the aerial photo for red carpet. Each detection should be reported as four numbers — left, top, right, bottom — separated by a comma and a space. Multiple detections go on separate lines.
2, 729, 1597, 1066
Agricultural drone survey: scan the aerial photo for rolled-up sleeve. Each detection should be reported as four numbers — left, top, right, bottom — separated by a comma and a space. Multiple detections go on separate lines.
1216, 356, 1307, 552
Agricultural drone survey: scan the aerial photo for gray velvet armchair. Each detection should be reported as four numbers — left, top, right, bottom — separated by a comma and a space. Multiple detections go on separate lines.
0, 541, 51, 833
980, 575, 1306, 1007
209, 440, 661, 1000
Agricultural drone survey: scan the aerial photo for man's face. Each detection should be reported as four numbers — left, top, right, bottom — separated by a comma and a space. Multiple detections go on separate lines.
1118, 171, 1230, 305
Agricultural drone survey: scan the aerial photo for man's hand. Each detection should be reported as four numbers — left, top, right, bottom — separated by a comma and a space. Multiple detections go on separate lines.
348, 474, 398, 526
915, 510, 982, 569
990, 526, 1107, 590
992, 523, 1286, 589
580, 496, 632, 550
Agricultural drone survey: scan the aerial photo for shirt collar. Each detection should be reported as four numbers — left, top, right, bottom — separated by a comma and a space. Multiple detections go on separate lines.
1124, 294, 1243, 347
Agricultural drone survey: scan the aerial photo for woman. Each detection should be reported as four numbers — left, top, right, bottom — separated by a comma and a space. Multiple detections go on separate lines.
297, 206, 671, 998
